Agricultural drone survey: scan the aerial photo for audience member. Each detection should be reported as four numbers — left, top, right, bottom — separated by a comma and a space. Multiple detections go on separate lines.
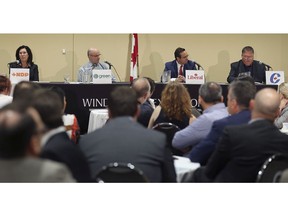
189, 80, 256, 165
30, 88, 91, 182
274, 82, 288, 129
164, 47, 196, 83
148, 81, 195, 129
192, 88, 288, 182
8, 45, 39, 81
227, 46, 266, 84
79, 86, 176, 182
172, 82, 229, 155
0, 103, 75, 182
0, 75, 12, 108
144, 76, 156, 109
49, 86, 80, 144
132, 77, 153, 127
12, 80, 41, 102
77, 48, 116, 82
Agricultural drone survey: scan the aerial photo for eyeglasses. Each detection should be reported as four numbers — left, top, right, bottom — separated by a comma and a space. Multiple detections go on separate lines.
90, 54, 101, 57
242, 55, 253, 60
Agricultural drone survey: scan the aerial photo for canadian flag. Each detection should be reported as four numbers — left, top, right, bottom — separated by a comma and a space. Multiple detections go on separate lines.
130, 33, 138, 82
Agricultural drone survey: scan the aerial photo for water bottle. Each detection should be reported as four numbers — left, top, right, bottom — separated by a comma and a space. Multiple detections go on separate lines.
83, 71, 89, 83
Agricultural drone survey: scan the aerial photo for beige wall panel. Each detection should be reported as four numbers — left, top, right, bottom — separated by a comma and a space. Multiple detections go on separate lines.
73, 34, 130, 82
138, 34, 285, 82
0, 34, 74, 81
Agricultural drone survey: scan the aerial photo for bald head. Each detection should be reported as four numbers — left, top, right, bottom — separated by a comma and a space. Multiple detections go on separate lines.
131, 78, 151, 104
253, 88, 280, 120
87, 48, 101, 64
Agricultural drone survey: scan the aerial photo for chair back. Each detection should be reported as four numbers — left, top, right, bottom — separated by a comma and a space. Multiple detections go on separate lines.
95, 162, 149, 183
152, 122, 183, 156
256, 154, 288, 182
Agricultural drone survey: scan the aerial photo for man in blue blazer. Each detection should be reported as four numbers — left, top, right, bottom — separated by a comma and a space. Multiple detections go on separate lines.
189, 80, 256, 165
163, 47, 196, 82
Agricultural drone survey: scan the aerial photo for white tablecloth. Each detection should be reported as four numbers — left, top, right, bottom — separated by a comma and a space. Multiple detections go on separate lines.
173, 156, 200, 182
87, 109, 109, 133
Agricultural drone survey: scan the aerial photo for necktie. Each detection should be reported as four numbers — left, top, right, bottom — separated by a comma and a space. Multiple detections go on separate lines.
179, 65, 183, 76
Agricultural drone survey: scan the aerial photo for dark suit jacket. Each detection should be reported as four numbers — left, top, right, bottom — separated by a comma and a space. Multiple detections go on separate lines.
227, 60, 266, 83
79, 117, 177, 182
164, 60, 196, 78
204, 119, 288, 182
137, 101, 154, 127
41, 131, 91, 182
9, 62, 39, 81
189, 110, 251, 165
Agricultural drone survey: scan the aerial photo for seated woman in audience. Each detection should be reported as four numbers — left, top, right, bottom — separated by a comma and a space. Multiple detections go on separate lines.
0, 75, 12, 108
148, 81, 196, 129
274, 82, 288, 129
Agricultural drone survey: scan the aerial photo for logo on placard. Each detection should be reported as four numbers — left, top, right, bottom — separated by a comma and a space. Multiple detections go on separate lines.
270, 73, 281, 84
93, 74, 111, 79
187, 73, 204, 80
12, 72, 29, 77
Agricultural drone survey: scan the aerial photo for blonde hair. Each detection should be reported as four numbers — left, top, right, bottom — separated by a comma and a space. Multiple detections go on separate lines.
278, 82, 288, 99
160, 81, 192, 121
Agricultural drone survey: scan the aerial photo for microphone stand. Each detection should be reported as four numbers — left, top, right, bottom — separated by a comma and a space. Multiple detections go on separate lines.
106, 62, 121, 82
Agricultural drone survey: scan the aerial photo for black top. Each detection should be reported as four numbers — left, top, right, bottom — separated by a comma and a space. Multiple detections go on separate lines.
9, 62, 39, 81
154, 108, 190, 129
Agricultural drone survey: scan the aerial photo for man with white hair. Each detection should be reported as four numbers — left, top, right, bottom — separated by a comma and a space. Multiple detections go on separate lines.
77, 48, 116, 82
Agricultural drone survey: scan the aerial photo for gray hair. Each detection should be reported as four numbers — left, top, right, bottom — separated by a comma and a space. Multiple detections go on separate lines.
199, 82, 222, 103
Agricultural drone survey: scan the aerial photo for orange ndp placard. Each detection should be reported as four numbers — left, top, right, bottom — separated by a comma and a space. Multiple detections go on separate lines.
9, 68, 30, 83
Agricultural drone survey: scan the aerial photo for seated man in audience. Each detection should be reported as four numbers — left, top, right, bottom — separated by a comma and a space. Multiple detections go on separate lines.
172, 82, 229, 155
189, 80, 256, 165
30, 89, 91, 182
191, 88, 288, 182
79, 86, 176, 182
164, 47, 196, 83
0, 103, 74, 182
132, 77, 154, 127
12, 80, 41, 102
77, 48, 116, 83
227, 46, 266, 84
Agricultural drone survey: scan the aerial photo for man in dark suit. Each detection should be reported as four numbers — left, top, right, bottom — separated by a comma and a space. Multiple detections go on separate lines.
227, 46, 267, 84
30, 89, 91, 182
164, 47, 196, 82
132, 77, 153, 127
0, 103, 74, 182
189, 80, 256, 165
191, 88, 288, 182
79, 86, 176, 182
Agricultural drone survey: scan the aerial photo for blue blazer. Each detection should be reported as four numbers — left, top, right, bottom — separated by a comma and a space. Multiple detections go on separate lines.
164, 60, 196, 78
189, 110, 251, 165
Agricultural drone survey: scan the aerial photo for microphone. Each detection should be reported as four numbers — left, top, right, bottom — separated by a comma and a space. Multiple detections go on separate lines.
259, 61, 273, 70
7, 60, 20, 67
104, 61, 113, 69
193, 60, 204, 70
104, 60, 121, 82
